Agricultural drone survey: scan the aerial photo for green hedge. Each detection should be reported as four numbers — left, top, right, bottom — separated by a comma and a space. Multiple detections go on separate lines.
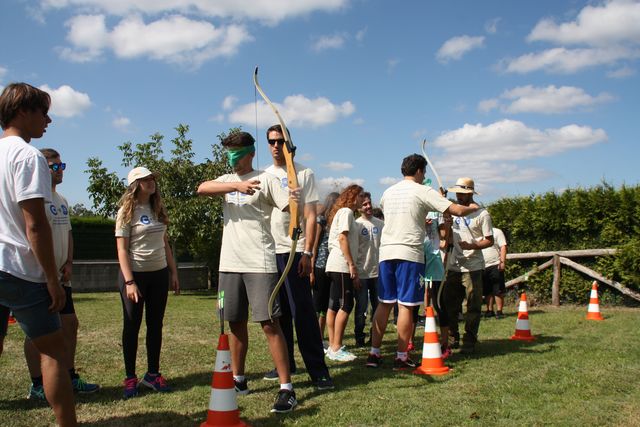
488, 182, 640, 305
71, 216, 117, 260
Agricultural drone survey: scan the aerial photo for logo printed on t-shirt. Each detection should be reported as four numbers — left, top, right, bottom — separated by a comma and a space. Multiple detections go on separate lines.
372, 226, 379, 235
361, 227, 369, 236
280, 177, 288, 188
61, 205, 68, 215
140, 215, 151, 225
226, 191, 250, 206
49, 205, 58, 215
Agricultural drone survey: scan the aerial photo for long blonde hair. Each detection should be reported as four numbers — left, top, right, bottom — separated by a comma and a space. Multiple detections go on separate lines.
117, 178, 169, 226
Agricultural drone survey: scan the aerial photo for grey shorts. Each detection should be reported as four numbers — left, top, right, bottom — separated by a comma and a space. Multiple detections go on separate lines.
0, 271, 61, 339
219, 272, 282, 322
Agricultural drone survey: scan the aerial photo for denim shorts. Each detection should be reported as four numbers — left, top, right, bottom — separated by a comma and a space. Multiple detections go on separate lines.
0, 271, 61, 339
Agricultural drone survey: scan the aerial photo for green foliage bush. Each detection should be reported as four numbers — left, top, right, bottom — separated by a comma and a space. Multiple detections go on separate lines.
70, 216, 116, 260
488, 182, 640, 305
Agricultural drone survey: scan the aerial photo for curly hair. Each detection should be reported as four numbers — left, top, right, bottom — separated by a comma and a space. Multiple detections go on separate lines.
117, 177, 169, 227
326, 184, 364, 227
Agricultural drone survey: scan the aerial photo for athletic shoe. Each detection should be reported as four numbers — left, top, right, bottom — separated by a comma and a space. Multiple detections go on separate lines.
314, 376, 335, 391
365, 353, 382, 368
495, 311, 504, 319
441, 347, 453, 360
72, 377, 100, 394
271, 389, 297, 413
326, 347, 356, 362
123, 377, 139, 399
27, 384, 46, 400
322, 340, 329, 353
234, 378, 249, 396
393, 357, 418, 370
140, 372, 171, 392
263, 368, 297, 380
460, 343, 476, 354
483, 311, 495, 319
355, 338, 367, 348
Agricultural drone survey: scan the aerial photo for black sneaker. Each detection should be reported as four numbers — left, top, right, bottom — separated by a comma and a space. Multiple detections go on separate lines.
234, 378, 249, 396
271, 389, 297, 413
263, 368, 297, 381
365, 353, 382, 368
450, 334, 460, 349
483, 311, 495, 319
355, 338, 366, 348
495, 311, 504, 319
393, 357, 418, 370
314, 376, 335, 391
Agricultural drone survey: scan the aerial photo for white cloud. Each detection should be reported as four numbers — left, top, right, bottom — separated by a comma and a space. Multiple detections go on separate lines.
485, 18, 500, 34
502, 46, 639, 74
430, 119, 607, 186
228, 94, 355, 128
312, 33, 347, 52
379, 176, 399, 186
297, 152, 313, 162
0, 66, 8, 80
607, 65, 636, 78
478, 85, 614, 114
112, 116, 131, 131
387, 58, 400, 73
527, 0, 640, 47
40, 84, 91, 118
59, 14, 253, 68
323, 161, 353, 171
317, 176, 365, 195
355, 27, 367, 42
39, 0, 349, 25
436, 35, 485, 63
222, 95, 237, 110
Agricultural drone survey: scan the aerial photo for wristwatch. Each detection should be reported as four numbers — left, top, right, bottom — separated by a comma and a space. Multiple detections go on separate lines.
302, 251, 313, 257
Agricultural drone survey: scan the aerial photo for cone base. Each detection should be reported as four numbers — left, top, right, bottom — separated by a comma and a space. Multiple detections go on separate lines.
200, 413, 249, 427
413, 364, 450, 376
586, 314, 604, 321
511, 334, 535, 341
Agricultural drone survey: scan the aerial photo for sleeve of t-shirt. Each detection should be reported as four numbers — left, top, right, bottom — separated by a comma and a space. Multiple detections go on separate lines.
334, 208, 353, 234
495, 229, 507, 247
481, 212, 494, 238
13, 154, 52, 203
423, 186, 452, 213
301, 168, 319, 205
266, 173, 289, 211
115, 207, 131, 237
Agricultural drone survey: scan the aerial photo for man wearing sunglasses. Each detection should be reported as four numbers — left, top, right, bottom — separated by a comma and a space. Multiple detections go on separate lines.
263, 124, 334, 391
23, 149, 100, 401
0, 82, 77, 426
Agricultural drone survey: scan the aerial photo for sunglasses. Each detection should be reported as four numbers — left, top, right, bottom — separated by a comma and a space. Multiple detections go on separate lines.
267, 138, 286, 146
49, 162, 66, 171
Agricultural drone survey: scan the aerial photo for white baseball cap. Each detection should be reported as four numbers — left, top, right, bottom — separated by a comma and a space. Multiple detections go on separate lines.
127, 167, 154, 186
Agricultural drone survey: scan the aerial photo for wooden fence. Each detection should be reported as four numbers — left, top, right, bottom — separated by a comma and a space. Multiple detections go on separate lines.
504, 249, 640, 305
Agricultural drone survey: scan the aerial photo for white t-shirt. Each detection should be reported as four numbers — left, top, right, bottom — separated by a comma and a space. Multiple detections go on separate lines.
265, 162, 319, 254
216, 170, 289, 273
46, 191, 72, 283
379, 180, 452, 263
447, 208, 493, 273
0, 136, 52, 283
356, 215, 384, 279
325, 208, 360, 274
115, 204, 168, 272
482, 227, 507, 268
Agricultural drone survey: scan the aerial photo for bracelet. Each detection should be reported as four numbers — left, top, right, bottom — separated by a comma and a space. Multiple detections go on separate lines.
124, 279, 136, 286
302, 250, 313, 257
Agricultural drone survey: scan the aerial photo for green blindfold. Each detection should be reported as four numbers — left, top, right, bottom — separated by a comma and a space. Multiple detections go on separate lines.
226, 145, 255, 168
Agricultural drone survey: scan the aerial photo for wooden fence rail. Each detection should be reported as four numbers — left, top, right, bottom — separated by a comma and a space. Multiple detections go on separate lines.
504, 248, 640, 305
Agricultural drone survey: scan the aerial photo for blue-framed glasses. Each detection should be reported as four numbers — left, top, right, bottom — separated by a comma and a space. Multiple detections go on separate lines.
49, 162, 66, 171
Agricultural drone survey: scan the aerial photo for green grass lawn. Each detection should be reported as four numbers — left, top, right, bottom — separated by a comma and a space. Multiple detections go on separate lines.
1, 291, 639, 426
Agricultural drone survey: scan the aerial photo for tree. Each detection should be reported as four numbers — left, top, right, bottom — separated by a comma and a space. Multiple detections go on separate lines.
85, 124, 233, 269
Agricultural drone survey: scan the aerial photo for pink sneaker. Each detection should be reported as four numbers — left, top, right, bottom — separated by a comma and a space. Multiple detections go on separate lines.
441, 347, 452, 360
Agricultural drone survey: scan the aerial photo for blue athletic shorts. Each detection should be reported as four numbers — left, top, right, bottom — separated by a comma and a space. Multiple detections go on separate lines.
378, 260, 425, 306
0, 271, 61, 339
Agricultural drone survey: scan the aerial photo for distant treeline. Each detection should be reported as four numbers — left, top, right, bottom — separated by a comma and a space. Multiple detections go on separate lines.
488, 182, 640, 304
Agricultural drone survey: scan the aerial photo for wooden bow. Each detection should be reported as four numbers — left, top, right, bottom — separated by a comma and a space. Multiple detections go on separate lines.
253, 66, 302, 320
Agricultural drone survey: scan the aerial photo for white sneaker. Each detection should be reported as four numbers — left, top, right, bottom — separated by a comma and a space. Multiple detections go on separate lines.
327, 347, 357, 362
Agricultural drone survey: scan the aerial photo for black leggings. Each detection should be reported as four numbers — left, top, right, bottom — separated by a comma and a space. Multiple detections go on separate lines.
119, 268, 169, 378
328, 272, 355, 314
312, 267, 331, 315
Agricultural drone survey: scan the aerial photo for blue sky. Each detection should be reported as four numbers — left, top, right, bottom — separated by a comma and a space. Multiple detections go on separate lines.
2, 0, 639, 210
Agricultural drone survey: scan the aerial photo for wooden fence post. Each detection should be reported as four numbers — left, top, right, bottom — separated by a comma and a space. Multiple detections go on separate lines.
552, 254, 561, 306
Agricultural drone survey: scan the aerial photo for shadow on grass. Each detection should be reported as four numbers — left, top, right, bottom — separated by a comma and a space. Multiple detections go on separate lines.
447, 334, 562, 363
83, 410, 199, 426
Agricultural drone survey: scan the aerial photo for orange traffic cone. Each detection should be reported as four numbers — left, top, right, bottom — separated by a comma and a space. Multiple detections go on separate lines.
8, 315, 17, 325
586, 281, 604, 321
413, 306, 450, 376
200, 334, 249, 427
510, 292, 535, 341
